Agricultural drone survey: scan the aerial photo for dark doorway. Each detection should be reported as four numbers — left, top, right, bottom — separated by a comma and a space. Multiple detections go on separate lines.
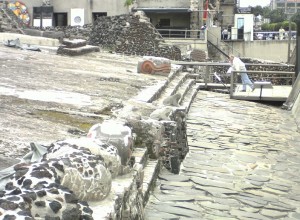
93, 12, 107, 22
159, 18, 171, 27
54, 13, 67, 26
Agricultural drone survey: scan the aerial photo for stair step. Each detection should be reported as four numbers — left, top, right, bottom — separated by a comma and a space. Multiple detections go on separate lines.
89, 172, 139, 219
62, 38, 87, 48
89, 149, 153, 219
156, 72, 189, 104
142, 159, 161, 206
131, 147, 148, 168
134, 80, 167, 103
176, 78, 195, 104
180, 83, 200, 112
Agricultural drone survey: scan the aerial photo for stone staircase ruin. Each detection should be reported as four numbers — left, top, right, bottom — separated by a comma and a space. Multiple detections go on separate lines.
57, 38, 100, 56
79, 58, 201, 218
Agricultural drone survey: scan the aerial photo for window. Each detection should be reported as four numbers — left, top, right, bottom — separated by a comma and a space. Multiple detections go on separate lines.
277, 3, 285, 7
53, 13, 67, 26
287, 3, 295, 7
159, 19, 170, 27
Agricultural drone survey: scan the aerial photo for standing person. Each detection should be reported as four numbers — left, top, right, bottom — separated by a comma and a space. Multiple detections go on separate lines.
228, 54, 254, 92
222, 28, 228, 40
200, 24, 206, 39
279, 27, 285, 40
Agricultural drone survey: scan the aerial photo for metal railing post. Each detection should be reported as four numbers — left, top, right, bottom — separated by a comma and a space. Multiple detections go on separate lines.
205, 65, 210, 88
230, 71, 235, 98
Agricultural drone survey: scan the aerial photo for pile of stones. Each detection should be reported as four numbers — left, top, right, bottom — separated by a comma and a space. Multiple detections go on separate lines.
88, 12, 181, 60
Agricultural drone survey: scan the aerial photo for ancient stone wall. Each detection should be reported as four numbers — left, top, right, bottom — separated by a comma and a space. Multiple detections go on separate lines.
88, 13, 181, 60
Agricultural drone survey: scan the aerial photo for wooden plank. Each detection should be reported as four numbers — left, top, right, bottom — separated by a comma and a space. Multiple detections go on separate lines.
197, 83, 230, 89
231, 85, 292, 101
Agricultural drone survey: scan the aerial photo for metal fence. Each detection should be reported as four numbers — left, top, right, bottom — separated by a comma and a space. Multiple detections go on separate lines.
253, 31, 297, 40
156, 29, 206, 40
156, 28, 297, 41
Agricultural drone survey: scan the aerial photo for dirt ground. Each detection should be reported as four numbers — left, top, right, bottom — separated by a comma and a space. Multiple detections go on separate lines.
0, 44, 165, 159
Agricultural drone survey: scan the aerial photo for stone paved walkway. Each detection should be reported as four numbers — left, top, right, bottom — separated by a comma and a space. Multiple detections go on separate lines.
145, 91, 300, 220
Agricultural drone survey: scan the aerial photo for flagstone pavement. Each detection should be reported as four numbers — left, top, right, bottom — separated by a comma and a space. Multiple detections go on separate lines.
145, 91, 300, 220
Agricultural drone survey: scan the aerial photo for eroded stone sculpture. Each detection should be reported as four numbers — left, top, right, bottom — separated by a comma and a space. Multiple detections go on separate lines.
137, 56, 171, 75
163, 93, 182, 107
87, 120, 133, 166
150, 106, 174, 121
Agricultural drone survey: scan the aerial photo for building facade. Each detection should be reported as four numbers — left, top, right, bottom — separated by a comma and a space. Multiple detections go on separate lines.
134, 0, 236, 31
271, 0, 300, 14
6, 0, 130, 27
4, 0, 237, 32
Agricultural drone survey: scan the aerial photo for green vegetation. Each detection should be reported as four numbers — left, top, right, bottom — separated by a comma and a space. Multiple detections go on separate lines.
261, 21, 297, 31
251, 6, 286, 23
124, 0, 134, 7
251, 5, 299, 31
36, 110, 100, 132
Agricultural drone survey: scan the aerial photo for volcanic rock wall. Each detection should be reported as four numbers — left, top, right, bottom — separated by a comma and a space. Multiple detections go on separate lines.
88, 13, 181, 60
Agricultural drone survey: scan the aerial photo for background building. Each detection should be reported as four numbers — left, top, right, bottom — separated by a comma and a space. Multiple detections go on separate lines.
8, 0, 130, 27
271, 0, 300, 13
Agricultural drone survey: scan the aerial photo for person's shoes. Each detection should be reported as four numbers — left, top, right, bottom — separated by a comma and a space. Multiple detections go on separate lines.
251, 87, 255, 92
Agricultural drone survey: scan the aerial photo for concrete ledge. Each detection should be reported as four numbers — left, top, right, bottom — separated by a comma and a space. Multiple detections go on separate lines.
0, 33, 60, 47
23, 29, 64, 40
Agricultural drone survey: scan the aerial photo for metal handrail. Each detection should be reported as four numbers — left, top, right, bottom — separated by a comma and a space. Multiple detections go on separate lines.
156, 28, 206, 39
229, 70, 295, 97
207, 29, 241, 57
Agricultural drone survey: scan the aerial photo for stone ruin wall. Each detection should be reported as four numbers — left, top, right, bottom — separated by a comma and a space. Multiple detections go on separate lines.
88, 13, 181, 60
